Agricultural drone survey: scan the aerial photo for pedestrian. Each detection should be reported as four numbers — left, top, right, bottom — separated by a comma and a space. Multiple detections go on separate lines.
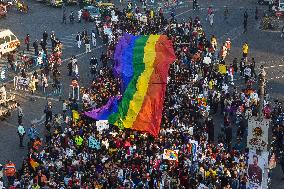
224, 6, 229, 23
255, 6, 259, 20
17, 124, 25, 147
193, 0, 197, 10
233, 57, 238, 76
208, 12, 214, 26
24, 34, 30, 51
50, 31, 56, 51
74, 62, 79, 78
243, 19, 248, 33
4, 160, 16, 186
225, 120, 232, 150
242, 42, 249, 61
69, 11, 74, 24
82, 29, 88, 41
244, 65, 251, 83
76, 32, 82, 48
250, 57, 256, 78
91, 30, 97, 47
28, 124, 38, 143
281, 25, 284, 38
68, 58, 73, 76
78, 9, 82, 23
85, 37, 91, 53
17, 103, 23, 125
239, 58, 245, 77
40, 39, 47, 55
225, 38, 231, 55
44, 101, 53, 125
43, 31, 48, 43
62, 9, 67, 24
33, 40, 39, 56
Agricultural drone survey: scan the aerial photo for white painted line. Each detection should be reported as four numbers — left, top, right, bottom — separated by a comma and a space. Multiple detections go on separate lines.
2, 121, 17, 128
31, 114, 46, 124
270, 66, 275, 68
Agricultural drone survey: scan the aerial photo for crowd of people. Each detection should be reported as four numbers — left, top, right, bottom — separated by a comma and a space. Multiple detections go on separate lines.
1, 1, 284, 189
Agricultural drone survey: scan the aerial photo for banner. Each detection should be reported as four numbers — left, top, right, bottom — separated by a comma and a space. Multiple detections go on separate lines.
96, 120, 109, 133
247, 118, 270, 151
14, 76, 29, 89
247, 151, 268, 189
88, 136, 101, 150
163, 149, 179, 161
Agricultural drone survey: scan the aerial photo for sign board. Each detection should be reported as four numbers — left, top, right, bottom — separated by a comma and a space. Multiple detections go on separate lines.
163, 149, 179, 161
247, 118, 270, 151
96, 120, 109, 133
247, 151, 268, 189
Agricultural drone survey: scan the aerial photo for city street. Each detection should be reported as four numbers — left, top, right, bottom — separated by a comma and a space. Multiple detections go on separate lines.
0, 0, 284, 188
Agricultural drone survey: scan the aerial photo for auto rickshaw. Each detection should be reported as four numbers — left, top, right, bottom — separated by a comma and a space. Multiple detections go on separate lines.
0, 4, 7, 18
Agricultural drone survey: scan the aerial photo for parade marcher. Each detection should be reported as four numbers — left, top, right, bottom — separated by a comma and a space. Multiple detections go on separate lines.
91, 29, 97, 47
24, 34, 30, 51
4, 160, 16, 186
17, 124, 25, 147
76, 32, 82, 49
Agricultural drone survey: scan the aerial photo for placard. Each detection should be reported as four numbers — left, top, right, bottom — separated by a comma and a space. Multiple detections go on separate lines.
247, 118, 270, 151
163, 149, 179, 161
247, 151, 268, 189
96, 120, 109, 133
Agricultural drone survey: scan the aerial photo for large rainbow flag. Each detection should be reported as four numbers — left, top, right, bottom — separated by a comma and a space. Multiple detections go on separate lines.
85, 34, 176, 137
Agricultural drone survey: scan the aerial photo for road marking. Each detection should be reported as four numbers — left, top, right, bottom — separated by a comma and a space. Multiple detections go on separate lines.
2, 121, 17, 128
31, 114, 46, 124
264, 64, 284, 69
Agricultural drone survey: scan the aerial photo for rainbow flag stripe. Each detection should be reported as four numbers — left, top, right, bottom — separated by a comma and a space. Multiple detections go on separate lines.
85, 34, 176, 137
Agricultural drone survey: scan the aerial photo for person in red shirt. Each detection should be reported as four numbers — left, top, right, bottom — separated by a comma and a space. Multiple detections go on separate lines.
4, 160, 16, 186
24, 34, 30, 51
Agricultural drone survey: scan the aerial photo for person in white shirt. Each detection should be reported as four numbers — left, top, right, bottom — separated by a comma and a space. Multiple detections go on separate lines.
91, 30, 97, 47
244, 66, 251, 83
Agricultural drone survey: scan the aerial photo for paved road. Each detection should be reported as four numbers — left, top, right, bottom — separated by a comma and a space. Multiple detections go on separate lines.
0, 0, 284, 187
